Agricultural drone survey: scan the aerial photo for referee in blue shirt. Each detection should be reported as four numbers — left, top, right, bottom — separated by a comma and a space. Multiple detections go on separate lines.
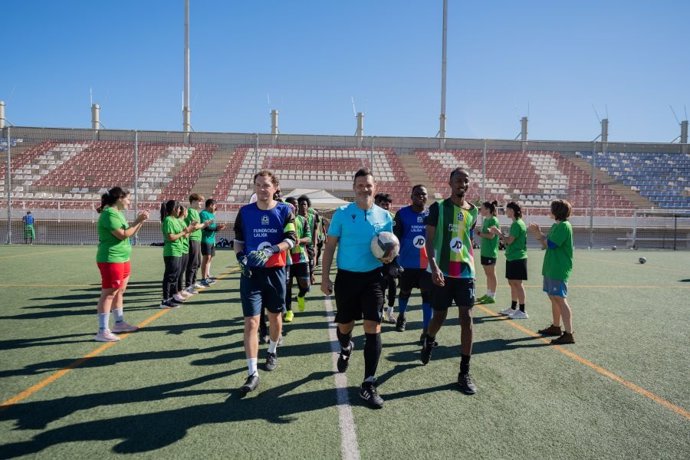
321, 168, 394, 409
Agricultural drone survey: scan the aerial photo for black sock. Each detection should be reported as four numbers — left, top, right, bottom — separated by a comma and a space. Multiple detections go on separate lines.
519, 304, 525, 312
363, 332, 382, 381
511, 301, 517, 310
460, 354, 471, 375
336, 328, 352, 350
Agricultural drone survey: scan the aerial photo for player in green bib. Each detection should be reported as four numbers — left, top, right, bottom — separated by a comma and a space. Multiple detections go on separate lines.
184, 193, 212, 293
199, 198, 226, 286
475, 200, 500, 305
160, 200, 194, 308
422, 168, 479, 395
284, 197, 312, 322
530, 199, 576, 344
95, 187, 149, 342
491, 201, 529, 319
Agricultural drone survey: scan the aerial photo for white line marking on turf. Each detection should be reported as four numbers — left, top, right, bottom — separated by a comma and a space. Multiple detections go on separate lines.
324, 295, 361, 460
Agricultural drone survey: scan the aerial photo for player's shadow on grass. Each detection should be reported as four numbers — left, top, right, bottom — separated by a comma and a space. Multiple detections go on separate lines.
190, 339, 332, 367
0, 342, 242, 379
473, 315, 512, 324
473, 337, 549, 354
141, 318, 245, 337
0, 371, 342, 456
0, 333, 94, 351
0, 369, 242, 430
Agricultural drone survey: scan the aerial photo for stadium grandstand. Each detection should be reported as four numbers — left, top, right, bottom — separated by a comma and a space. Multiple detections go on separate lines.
1, 126, 689, 249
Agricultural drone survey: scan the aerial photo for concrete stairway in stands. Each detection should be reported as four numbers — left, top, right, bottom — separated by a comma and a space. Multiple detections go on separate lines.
192, 148, 235, 199
398, 153, 437, 199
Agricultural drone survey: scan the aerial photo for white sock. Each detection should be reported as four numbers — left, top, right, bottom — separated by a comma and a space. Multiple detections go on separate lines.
247, 358, 258, 376
386, 306, 394, 315
268, 340, 278, 354
487, 291, 495, 298
113, 308, 124, 322
98, 312, 109, 331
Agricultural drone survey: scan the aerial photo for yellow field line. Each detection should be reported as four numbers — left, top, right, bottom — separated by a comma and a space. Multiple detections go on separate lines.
0, 267, 240, 411
475, 304, 690, 421
0, 308, 171, 412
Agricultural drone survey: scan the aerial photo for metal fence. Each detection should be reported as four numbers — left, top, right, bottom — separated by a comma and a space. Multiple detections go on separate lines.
2, 126, 689, 248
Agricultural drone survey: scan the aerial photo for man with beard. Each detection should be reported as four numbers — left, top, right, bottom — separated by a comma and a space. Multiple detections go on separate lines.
421, 168, 479, 395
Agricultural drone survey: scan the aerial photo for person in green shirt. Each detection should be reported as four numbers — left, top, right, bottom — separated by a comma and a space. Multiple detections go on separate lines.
160, 200, 194, 308
529, 199, 576, 344
95, 187, 149, 342
475, 200, 500, 305
176, 206, 193, 302
490, 201, 529, 319
184, 193, 211, 293
199, 198, 227, 287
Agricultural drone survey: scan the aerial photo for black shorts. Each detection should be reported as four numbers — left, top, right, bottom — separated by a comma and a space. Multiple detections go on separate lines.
399, 268, 428, 292
334, 268, 384, 324
480, 256, 497, 266
506, 259, 528, 280
289, 262, 310, 280
201, 242, 216, 256
429, 277, 475, 311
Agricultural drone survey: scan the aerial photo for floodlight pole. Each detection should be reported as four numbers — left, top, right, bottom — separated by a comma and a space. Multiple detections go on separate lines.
482, 139, 487, 201
182, 0, 192, 140
4, 126, 11, 244
589, 134, 601, 249
438, 0, 448, 147
254, 133, 259, 174
133, 130, 139, 245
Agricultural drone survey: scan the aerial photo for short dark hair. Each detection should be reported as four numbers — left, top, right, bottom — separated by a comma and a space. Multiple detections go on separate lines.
297, 195, 311, 207
285, 196, 298, 206
449, 167, 468, 182
506, 201, 522, 219
411, 184, 427, 194
551, 199, 572, 221
205, 198, 216, 208
354, 167, 374, 183
375, 193, 392, 204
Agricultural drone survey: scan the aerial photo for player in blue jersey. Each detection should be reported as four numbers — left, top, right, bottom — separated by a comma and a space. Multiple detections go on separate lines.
321, 168, 394, 409
233, 170, 297, 394
393, 185, 432, 337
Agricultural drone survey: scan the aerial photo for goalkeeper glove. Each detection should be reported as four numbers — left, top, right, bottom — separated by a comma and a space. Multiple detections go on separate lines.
246, 245, 280, 268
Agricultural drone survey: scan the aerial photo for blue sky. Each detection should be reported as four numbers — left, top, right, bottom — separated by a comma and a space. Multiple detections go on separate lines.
2, 0, 689, 143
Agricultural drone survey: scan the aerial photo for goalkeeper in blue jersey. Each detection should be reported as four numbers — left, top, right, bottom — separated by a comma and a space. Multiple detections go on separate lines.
233, 170, 296, 394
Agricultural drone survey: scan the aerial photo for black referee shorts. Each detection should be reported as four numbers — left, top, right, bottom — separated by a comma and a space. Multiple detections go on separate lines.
334, 268, 384, 324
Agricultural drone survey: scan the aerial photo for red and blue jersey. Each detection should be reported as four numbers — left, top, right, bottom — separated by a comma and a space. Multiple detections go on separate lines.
394, 206, 429, 270
233, 202, 296, 268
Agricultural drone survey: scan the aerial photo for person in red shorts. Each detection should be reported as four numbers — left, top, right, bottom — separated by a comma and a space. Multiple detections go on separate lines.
95, 187, 149, 342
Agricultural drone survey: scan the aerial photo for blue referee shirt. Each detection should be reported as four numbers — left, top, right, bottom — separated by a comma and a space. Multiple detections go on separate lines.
328, 202, 393, 272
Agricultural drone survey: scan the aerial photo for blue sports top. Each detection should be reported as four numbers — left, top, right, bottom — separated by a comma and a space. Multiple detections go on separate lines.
394, 205, 429, 270
233, 202, 296, 268
328, 202, 393, 272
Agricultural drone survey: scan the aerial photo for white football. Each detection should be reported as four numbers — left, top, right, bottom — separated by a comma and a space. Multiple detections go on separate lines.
371, 231, 400, 259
